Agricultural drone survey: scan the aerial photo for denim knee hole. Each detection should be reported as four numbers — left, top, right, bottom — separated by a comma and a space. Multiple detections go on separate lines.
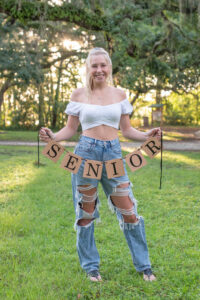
74, 185, 100, 230
107, 181, 138, 229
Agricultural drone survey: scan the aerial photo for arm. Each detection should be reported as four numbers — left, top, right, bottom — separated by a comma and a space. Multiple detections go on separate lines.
120, 115, 161, 141
40, 88, 84, 142
40, 115, 79, 142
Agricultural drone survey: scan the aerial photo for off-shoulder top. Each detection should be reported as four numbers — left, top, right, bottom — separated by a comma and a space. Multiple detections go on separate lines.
65, 98, 133, 131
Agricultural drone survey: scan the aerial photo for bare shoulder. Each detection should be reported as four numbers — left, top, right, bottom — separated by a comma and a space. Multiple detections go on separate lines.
71, 87, 86, 102
110, 87, 126, 102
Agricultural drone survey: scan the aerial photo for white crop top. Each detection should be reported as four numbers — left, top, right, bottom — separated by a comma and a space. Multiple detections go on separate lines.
65, 98, 133, 131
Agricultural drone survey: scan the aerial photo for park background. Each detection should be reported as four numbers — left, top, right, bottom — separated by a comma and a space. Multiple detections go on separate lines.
0, 0, 200, 299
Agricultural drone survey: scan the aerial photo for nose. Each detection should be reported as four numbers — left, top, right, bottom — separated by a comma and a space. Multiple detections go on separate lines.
97, 66, 102, 72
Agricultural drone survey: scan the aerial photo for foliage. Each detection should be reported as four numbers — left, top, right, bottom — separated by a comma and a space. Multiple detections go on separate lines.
0, 0, 200, 128
163, 89, 200, 125
0, 145, 200, 299
0, 11, 84, 128
0, 16, 43, 85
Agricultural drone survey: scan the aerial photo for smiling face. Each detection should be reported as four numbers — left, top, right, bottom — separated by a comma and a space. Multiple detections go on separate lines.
89, 54, 111, 85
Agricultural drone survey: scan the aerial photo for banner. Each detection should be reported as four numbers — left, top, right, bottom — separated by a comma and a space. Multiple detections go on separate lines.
42, 140, 65, 162
60, 152, 82, 174
125, 150, 147, 172
42, 136, 161, 179
105, 158, 125, 179
83, 160, 103, 179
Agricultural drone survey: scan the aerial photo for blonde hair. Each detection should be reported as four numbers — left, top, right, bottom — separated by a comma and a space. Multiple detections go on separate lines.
86, 48, 113, 95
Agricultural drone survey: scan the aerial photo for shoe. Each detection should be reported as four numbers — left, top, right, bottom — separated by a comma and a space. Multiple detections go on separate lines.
87, 270, 102, 282
143, 268, 156, 281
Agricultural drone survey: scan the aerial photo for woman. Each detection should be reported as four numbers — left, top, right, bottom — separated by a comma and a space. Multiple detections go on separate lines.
40, 47, 161, 282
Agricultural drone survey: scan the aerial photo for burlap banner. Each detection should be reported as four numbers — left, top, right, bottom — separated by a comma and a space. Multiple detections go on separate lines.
42, 137, 161, 179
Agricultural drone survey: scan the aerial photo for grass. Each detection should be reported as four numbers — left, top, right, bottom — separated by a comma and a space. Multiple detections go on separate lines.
1, 128, 198, 143
0, 130, 39, 141
0, 145, 200, 299
0, 130, 80, 142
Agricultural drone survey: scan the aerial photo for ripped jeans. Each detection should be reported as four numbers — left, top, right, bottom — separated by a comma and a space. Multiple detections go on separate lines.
71, 135, 151, 273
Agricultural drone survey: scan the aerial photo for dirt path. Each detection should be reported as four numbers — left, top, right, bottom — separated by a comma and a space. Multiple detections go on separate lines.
0, 140, 200, 151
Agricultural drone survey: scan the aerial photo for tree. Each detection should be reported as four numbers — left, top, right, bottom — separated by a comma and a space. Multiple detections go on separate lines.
0, 0, 200, 127
0, 9, 84, 127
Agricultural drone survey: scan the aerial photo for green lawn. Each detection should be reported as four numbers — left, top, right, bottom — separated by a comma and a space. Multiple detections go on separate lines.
0, 129, 195, 142
0, 145, 200, 299
0, 130, 80, 142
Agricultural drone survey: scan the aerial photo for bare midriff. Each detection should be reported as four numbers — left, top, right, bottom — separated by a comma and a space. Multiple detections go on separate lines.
83, 124, 119, 141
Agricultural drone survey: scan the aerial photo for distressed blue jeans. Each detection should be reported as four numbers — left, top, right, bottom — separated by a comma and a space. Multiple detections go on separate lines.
71, 135, 151, 273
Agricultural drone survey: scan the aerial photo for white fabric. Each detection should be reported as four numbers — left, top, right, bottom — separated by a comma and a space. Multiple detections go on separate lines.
65, 98, 133, 130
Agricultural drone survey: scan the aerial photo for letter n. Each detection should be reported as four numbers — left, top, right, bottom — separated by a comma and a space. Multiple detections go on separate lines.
83, 160, 103, 179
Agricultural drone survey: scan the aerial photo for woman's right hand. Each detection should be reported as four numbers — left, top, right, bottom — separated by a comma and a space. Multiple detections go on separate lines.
39, 127, 55, 142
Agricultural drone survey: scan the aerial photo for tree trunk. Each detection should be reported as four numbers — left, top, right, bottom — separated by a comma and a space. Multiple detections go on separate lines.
0, 78, 12, 110
0, 78, 13, 125
130, 91, 140, 118
52, 60, 63, 128
196, 94, 200, 125
194, 93, 200, 125
38, 83, 45, 128
49, 71, 54, 127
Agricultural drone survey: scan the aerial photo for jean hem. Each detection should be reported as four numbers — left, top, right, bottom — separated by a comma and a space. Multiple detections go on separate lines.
136, 266, 152, 272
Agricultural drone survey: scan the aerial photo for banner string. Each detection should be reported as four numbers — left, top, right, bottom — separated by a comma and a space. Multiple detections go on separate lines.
40, 133, 125, 163
38, 130, 163, 188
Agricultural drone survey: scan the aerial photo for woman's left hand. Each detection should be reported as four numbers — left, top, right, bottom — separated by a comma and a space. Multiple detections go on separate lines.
146, 127, 162, 140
